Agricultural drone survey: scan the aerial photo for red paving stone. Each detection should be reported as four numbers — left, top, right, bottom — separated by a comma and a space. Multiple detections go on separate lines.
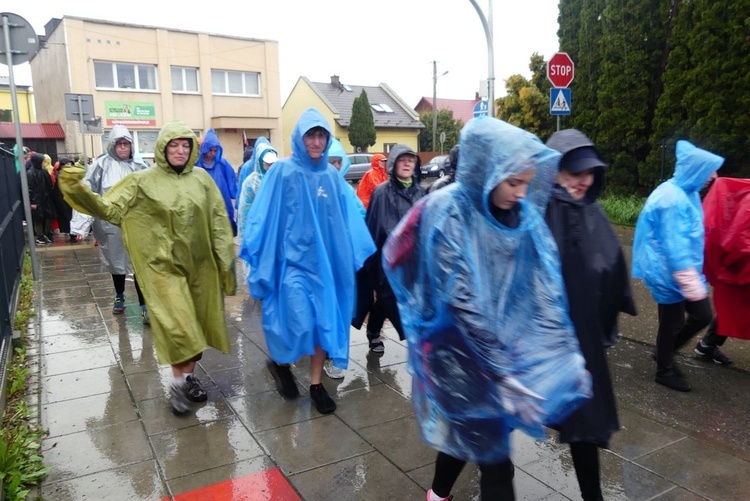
168, 467, 301, 501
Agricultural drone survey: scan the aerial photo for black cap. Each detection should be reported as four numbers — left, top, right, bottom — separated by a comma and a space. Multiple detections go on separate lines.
560, 146, 606, 174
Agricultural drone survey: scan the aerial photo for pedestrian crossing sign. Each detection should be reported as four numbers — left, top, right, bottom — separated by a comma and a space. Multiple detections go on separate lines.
550, 88, 572, 116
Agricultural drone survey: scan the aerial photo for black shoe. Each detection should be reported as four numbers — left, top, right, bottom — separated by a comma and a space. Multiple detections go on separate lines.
267, 360, 299, 399
310, 384, 336, 414
655, 370, 691, 392
184, 375, 208, 402
44, 234, 54, 243
694, 342, 733, 365
35, 237, 47, 245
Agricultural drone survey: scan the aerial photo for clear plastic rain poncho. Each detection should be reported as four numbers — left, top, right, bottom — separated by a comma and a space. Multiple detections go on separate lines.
383, 117, 591, 463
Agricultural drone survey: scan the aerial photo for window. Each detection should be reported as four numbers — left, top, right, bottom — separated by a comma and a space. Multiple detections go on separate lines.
383, 143, 397, 153
371, 103, 394, 113
94, 61, 157, 91
171, 66, 199, 92
211, 70, 260, 96
0, 109, 12, 121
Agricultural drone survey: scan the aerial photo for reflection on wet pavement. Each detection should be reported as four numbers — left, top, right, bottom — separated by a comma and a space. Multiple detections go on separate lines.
26, 239, 750, 500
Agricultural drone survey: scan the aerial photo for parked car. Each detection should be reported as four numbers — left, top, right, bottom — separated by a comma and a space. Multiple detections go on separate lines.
421, 154, 449, 178
345, 153, 374, 183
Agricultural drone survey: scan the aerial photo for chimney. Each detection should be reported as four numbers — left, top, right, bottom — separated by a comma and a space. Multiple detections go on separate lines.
475, 91, 480, 100
331, 75, 340, 87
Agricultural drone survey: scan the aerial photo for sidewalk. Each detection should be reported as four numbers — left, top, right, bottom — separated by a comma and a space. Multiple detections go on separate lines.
28, 238, 750, 500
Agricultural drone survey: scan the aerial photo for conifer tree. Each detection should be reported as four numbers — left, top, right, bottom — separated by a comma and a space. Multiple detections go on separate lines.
348, 90, 376, 152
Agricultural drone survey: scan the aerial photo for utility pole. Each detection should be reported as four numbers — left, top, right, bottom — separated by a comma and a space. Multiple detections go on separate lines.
432, 61, 448, 152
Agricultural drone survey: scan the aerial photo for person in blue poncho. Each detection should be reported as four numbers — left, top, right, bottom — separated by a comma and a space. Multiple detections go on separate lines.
196, 128, 237, 235
240, 108, 376, 414
236, 136, 270, 210
236, 140, 279, 238
383, 117, 592, 501
632, 140, 722, 392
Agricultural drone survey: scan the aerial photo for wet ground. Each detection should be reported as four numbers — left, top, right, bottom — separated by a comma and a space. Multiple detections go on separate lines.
24, 226, 750, 500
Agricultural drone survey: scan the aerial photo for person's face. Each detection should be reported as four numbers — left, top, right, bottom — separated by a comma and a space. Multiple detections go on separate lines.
491, 169, 537, 209
263, 161, 275, 172
166, 139, 191, 167
303, 128, 329, 161
557, 168, 595, 201
328, 157, 343, 171
204, 147, 217, 162
114, 139, 132, 160
395, 154, 417, 180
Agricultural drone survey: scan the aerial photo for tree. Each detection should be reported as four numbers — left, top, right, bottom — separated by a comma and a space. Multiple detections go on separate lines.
495, 54, 555, 141
348, 90, 376, 152
418, 109, 463, 153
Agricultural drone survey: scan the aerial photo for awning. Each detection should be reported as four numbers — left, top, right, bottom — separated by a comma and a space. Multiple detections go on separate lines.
0, 122, 65, 140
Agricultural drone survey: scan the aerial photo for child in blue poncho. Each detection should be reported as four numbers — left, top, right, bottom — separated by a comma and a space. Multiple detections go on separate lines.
383, 117, 591, 500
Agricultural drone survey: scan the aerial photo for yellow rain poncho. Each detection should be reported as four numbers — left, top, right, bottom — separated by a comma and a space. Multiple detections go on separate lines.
59, 120, 236, 365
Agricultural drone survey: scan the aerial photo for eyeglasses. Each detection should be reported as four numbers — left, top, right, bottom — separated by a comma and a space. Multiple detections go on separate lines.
115, 141, 131, 147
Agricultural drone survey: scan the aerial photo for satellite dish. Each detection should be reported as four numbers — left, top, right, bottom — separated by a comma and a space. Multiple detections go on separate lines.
0, 12, 39, 66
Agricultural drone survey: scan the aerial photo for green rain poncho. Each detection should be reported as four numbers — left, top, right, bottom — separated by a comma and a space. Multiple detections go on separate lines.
59, 120, 236, 365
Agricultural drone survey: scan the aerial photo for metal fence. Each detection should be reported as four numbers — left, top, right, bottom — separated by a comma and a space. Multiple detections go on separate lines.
0, 145, 26, 404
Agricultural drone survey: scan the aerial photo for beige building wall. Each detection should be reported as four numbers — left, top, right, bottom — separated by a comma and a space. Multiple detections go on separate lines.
29, 16, 281, 167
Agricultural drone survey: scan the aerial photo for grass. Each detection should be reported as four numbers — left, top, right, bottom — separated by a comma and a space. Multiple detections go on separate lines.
1, 252, 49, 501
600, 193, 645, 226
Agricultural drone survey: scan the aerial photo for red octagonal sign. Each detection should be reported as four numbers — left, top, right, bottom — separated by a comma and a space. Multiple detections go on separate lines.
547, 52, 575, 88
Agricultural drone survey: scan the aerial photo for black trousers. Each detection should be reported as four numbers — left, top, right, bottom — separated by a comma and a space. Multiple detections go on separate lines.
366, 296, 405, 341
570, 441, 603, 501
111, 274, 146, 306
656, 298, 712, 372
701, 317, 728, 347
431, 452, 515, 500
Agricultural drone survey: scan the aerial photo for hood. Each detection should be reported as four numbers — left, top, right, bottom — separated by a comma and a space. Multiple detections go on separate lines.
546, 128, 606, 203
198, 128, 225, 165
327, 138, 352, 177
254, 140, 278, 176
290, 108, 332, 170
154, 120, 199, 174
371, 153, 387, 174
30, 152, 44, 169
672, 140, 723, 193
106, 124, 134, 159
455, 116, 560, 217
386, 144, 420, 181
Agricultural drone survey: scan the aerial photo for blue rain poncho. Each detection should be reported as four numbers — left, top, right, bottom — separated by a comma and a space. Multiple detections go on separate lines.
327, 138, 366, 219
237, 141, 278, 237
240, 108, 376, 368
196, 128, 237, 226
383, 117, 591, 463
236, 137, 270, 209
632, 141, 724, 304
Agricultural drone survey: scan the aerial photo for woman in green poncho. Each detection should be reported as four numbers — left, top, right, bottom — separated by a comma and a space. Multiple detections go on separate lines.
59, 120, 236, 416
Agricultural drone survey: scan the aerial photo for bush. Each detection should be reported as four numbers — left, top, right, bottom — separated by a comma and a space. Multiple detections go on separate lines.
600, 194, 645, 226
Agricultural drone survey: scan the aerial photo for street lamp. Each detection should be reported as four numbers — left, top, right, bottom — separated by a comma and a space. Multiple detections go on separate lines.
432, 61, 449, 152
468, 0, 495, 118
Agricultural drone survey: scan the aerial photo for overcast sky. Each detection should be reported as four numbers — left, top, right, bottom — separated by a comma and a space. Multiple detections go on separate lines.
1, 0, 560, 107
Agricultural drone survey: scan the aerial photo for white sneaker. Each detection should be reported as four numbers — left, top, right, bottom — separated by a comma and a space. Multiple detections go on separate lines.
324, 358, 345, 379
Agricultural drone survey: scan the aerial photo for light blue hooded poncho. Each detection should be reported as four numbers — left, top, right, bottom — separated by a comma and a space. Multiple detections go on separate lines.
196, 128, 237, 226
327, 138, 366, 219
632, 140, 724, 304
240, 108, 376, 368
236, 136, 270, 209
237, 140, 278, 237
383, 117, 591, 463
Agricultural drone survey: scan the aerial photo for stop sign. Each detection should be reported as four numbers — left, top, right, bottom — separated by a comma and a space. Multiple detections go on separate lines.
547, 52, 575, 88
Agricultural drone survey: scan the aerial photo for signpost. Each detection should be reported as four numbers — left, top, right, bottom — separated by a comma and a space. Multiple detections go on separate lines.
473, 99, 489, 118
547, 52, 575, 130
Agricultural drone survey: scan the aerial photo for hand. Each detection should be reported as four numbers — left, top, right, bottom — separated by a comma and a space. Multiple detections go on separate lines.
499, 376, 546, 428
30, 204, 37, 210
58, 165, 86, 184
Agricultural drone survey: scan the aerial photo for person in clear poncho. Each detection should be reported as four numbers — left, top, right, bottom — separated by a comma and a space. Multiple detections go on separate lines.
383, 117, 591, 501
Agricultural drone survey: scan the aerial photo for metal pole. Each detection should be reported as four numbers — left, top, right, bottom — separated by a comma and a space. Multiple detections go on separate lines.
2, 14, 38, 279
432, 61, 437, 152
468, 0, 495, 117
77, 95, 88, 165
557, 115, 560, 132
